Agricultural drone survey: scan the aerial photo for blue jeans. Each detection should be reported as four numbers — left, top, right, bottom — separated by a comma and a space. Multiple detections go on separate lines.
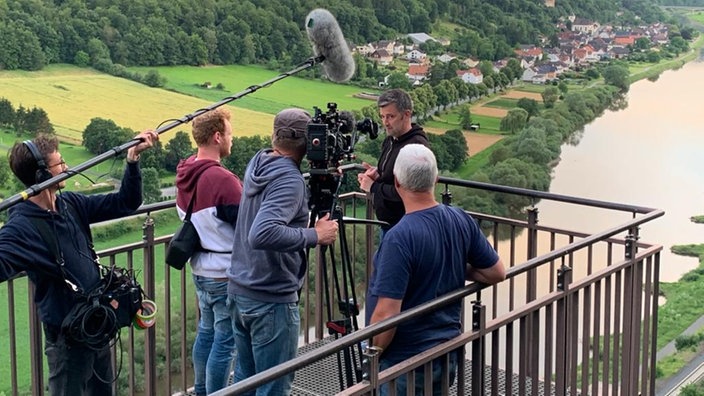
192, 275, 236, 396
44, 325, 114, 396
379, 352, 458, 396
229, 294, 299, 396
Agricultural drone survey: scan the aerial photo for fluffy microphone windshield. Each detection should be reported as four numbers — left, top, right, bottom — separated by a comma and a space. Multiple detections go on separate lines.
305, 8, 355, 83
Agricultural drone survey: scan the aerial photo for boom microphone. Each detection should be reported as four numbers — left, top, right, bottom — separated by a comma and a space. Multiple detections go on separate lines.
305, 9, 356, 83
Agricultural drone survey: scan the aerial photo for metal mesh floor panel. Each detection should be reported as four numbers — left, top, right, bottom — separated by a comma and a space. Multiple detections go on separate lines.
181, 336, 576, 395
291, 337, 574, 396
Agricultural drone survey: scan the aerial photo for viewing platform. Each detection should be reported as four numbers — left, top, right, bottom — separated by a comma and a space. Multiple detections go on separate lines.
0, 167, 664, 395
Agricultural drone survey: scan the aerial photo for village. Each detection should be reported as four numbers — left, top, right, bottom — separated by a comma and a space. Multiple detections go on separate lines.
352, 15, 672, 86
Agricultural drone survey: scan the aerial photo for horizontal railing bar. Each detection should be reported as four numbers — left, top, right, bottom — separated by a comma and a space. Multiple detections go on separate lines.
438, 175, 658, 214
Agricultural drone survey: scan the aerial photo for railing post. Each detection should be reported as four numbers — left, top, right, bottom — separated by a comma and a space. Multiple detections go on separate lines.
142, 216, 157, 396
28, 282, 44, 396
361, 345, 383, 395
525, 207, 539, 393
442, 184, 452, 206
314, 245, 324, 340
555, 264, 572, 396
621, 228, 640, 395
365, 195, 375, 287
471, 300, 486, 396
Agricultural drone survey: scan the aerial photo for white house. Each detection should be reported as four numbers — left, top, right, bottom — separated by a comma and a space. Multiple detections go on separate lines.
406, 49, 427, 62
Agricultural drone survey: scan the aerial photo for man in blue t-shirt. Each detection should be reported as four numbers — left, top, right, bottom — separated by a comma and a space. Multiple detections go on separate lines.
365, 144, 506, 395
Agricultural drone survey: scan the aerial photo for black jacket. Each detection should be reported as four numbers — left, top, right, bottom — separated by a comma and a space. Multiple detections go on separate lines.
370, 124, 430, 229
0, 162, 143, 327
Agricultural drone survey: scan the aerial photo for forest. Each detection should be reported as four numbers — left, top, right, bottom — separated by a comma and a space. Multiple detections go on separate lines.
0, 0, 668, 71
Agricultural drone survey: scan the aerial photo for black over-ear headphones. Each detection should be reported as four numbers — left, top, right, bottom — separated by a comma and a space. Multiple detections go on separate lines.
22, 140, 53, 184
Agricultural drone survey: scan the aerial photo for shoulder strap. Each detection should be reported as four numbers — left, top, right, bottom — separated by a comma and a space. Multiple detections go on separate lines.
27, 215, 81, 292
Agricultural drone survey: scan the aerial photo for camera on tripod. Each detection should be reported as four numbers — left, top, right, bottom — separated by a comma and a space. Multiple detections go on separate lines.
306, 102, 378, 173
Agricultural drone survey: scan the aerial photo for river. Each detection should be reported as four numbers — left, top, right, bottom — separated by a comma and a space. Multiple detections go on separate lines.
538, 59, 704, 283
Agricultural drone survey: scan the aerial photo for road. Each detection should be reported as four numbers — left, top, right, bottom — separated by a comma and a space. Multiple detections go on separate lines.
656, 315, 704, 395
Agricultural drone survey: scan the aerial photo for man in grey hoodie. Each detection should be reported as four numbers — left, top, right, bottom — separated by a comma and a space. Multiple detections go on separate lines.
227, 108, 339, 395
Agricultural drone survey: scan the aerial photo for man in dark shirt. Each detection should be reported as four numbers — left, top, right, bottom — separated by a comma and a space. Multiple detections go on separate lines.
357, 88, 430, 232
366, 144, 506, 395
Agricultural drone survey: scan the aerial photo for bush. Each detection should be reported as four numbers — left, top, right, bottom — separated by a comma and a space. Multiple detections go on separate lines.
675, 333, 704, 351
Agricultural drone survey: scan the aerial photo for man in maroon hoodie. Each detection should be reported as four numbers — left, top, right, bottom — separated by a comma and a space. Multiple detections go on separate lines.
175, 107, 242, 396
357, 88, 430, 232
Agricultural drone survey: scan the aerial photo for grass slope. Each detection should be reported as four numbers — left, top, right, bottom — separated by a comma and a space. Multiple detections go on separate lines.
129, 65, 378, 115
0, 65, 274, 144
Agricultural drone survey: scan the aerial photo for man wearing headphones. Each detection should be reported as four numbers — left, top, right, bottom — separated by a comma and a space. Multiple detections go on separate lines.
0, 131, 157, 396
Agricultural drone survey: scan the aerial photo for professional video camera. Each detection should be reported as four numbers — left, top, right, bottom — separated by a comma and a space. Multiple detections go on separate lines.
304, 103, 378, 389
306, 102, 378, 216
306, 102, 378, 173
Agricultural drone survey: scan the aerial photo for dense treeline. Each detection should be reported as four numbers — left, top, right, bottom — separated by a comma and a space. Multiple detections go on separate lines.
0, 0, 667, 72
449, 84, 622, 218
0, 98, 54, 136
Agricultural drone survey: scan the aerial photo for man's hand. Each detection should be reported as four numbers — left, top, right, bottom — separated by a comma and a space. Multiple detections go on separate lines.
314, 213, 339, 245
357, 162, 378, 193
362, 162, 379, 179
127, 130, 159, 163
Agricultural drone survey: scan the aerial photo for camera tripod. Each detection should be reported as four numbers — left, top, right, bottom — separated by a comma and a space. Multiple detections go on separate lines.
306, 169, 384, 391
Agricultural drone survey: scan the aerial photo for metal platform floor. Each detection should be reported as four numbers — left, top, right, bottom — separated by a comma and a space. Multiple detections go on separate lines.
182, 336, 567, 395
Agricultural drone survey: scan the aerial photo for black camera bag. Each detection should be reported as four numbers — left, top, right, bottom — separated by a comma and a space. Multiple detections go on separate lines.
166, 162, 220, 270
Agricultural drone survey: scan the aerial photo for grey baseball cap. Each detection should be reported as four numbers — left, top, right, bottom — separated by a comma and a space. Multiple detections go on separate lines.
274, 108, 311, 139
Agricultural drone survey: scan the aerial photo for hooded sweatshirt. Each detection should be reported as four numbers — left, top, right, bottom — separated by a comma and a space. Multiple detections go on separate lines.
227, 149, 318, 303
0, 162, 143, 328
175, 155, 242, 278
371, 124, 430, 229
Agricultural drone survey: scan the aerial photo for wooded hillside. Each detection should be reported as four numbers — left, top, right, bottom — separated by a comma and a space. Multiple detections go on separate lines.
0, 0, 666, 71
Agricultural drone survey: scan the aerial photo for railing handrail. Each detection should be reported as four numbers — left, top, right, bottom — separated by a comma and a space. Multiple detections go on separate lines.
209, 202, 664, 395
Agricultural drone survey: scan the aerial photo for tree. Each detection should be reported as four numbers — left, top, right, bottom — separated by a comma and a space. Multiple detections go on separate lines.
585, 69, 600, 80
386, 72, 412, 90
634, 37, 651, 51
24, 107, 54, 136
13, 106, 28, 136
541, 87, 560, 108
164, 131, 195, 172
143, 70, 166, 87
74, 51, 90, 67
458, 105, 472, 130
139, 140, 166, 172
427, 134, 451, 171
82, 118, 134, 155
223, 135, 268, 177
0, 98, 14, 128
441, 129, 468, 170
500, 108, 529, 135
141, 167, 162, 204
516, 98, 540, 120
0, 159, 10, 188
647, 51, 661, 63
602, 64, 630, 92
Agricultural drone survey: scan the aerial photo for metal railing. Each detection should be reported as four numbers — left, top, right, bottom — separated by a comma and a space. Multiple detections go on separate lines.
0, 173, 664, 395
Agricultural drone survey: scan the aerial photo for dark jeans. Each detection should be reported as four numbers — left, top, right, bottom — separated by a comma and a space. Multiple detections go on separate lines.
44, 324, 115, 396
380, 352, 458, 396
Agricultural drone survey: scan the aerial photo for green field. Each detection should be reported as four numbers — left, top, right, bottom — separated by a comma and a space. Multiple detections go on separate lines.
0, 65, 274, 144
426, 108, 503, 135
129, 64, 378, 115
484, 97, 520, 109
689, 10, 704, 24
